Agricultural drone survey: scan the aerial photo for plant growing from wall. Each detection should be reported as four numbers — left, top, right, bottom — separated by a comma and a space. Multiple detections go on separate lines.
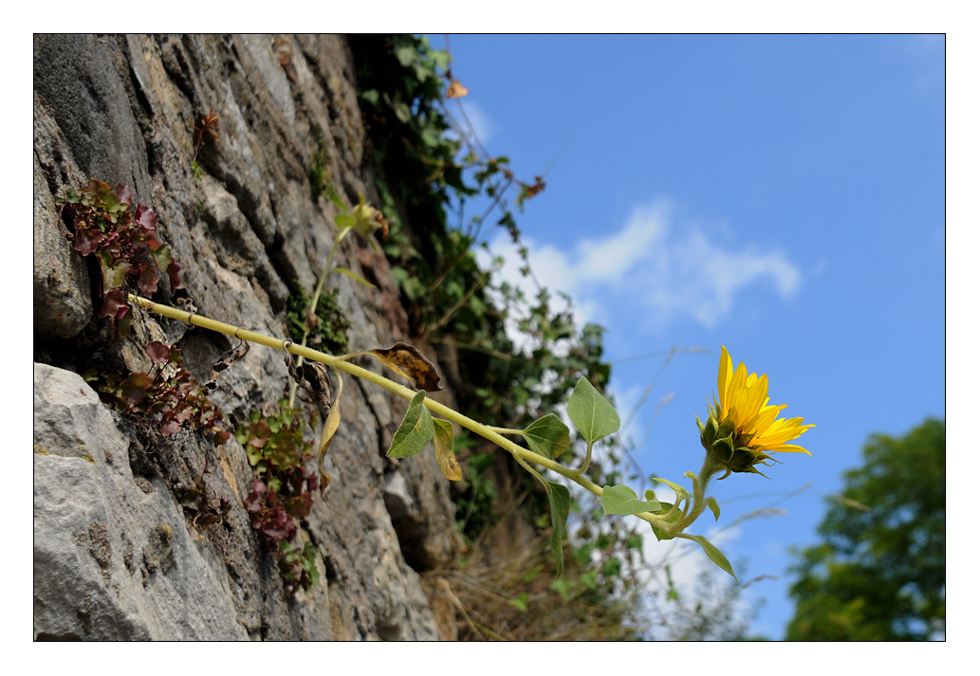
287, 282, 351, 356
237, 403, 321, 593
57, 179, 182, 340
180, 461, 232, 530
130, 295, 815, 580
86, 340, 230, 445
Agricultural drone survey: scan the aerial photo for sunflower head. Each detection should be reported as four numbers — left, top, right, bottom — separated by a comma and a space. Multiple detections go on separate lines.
697, 346, 814, 477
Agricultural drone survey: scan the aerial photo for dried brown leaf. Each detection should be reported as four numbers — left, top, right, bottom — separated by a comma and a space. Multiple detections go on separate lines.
317, 368, 343, 494
355, 343, 443, 392
446, 79, 469, 99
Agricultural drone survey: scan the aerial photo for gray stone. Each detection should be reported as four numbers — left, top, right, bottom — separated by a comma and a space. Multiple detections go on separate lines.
33, 33, 460, 641
33, 363, 248, 640
33, 150, 91, 339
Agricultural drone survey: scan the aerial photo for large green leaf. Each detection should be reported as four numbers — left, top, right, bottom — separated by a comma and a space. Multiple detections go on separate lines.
689, 535, 736, 580
387, 391, 434, 458
600, 485, 661, 516
547, 482, 571, 577
566, 376, 620, 443
522, 414, 571, 458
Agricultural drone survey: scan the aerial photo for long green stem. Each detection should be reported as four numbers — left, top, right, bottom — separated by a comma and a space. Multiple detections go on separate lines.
129, 295, 692, 533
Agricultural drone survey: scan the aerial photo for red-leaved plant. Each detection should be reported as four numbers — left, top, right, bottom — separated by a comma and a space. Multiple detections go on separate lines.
58, 179, 183, 339
238, 404, 320, 592
87, 340, 230, 445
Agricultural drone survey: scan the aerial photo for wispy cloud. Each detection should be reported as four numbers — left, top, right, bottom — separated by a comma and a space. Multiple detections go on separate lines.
481, 197, 801, 331
447, 99, 499, 147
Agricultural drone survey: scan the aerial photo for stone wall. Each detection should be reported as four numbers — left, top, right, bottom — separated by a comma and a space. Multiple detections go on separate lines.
33, 34, 460, 641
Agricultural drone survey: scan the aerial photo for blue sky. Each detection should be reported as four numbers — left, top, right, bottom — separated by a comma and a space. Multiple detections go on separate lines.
438, 34, 945, 639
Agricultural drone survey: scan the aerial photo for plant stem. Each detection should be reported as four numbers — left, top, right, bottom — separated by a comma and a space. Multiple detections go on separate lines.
129, 295, 686, 532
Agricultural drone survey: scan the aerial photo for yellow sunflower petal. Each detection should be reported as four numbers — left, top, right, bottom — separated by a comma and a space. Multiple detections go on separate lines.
769, 443, 812, 455
718, 346, 732, 415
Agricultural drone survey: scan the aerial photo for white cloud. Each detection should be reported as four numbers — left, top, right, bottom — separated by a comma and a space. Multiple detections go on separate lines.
480, 197, 801, 331
448, 99, 499, 146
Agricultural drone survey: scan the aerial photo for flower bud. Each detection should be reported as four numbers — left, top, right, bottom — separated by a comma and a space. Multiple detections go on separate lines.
697, 413, 774, 477
352, 193, 388, 239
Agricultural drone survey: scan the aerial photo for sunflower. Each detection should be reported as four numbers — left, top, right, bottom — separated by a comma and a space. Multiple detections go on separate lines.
698, 346, 814, 476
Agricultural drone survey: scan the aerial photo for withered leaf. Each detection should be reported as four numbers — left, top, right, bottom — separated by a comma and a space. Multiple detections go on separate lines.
204, 339, 249, 394
356, 343, 443, 392
317, 367, 343, 494
446, 79, 469, 99
432, 419, 462, 481
285, 353, 332, 417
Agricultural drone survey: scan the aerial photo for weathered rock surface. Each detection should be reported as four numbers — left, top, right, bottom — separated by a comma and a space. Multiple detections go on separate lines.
34, 34, 459, 640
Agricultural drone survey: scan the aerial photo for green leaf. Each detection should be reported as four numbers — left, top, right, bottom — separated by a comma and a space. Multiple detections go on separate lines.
651, 475, 691, 501
508, 593, 529, 612
393, 43, 417, 67
707, 497, 721, 521
334, 214, 356, 228
689, 535, 737, 580
328, 190, 348, 214
522, 413, 571, 459
360, 89, 379, 106
387, 390, 434, 458
332, 267, 376, 288
600, 485, 661, 516
650, 522, 673, 542
566, 376, 620, 443
547, 482, 571, 577
432, 419, 462, 481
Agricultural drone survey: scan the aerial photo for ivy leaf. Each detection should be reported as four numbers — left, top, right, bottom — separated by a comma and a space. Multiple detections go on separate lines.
393, 43, 417, 67
566, 376, 620, 444
333, 267, 376, 288
360, 89, 380, 106
600, 485, 661, 516
689, 535, 737, 580
387, 390, 434, 458
432, 419, 462, 481
522, 414, 570, 459
547, 482, 571, 577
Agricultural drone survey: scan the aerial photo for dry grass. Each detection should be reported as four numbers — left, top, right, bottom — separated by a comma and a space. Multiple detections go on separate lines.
427, 524, 649, 641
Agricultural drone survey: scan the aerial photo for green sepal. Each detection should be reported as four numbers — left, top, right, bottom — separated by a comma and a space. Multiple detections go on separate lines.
712, 435, 735, 461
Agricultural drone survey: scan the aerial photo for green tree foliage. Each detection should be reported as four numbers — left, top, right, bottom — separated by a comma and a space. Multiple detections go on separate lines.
785, 418, 945, 640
